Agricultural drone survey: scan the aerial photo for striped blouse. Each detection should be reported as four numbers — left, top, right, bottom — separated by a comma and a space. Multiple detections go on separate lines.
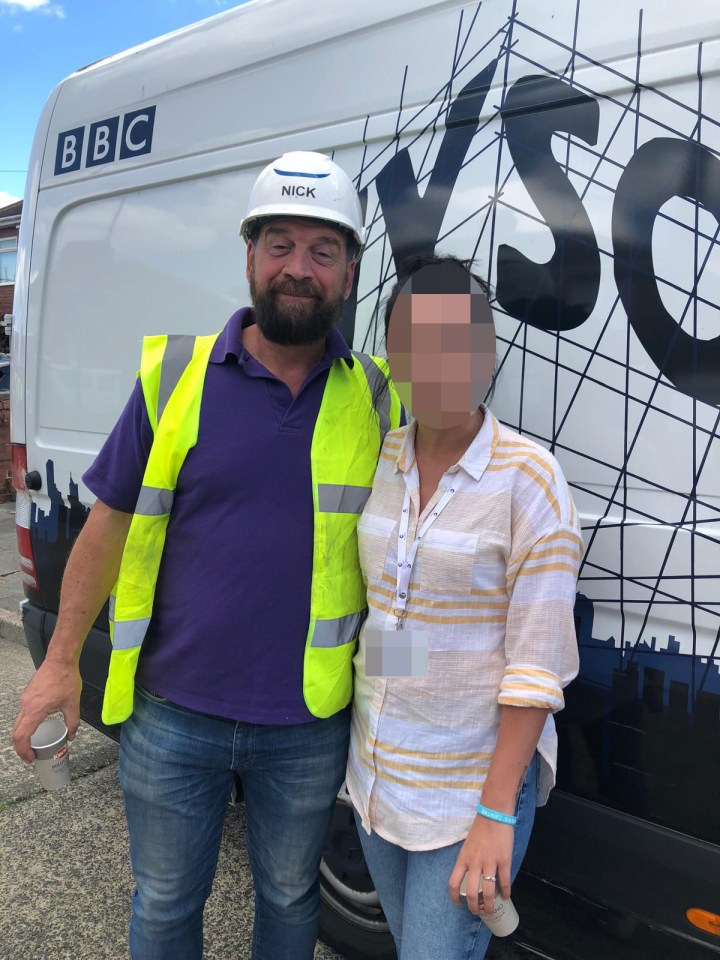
346, 407, 582, 850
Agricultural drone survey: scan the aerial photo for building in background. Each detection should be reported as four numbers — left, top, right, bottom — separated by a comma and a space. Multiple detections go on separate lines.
0, 200, 21, 355
0, 199, 20, 499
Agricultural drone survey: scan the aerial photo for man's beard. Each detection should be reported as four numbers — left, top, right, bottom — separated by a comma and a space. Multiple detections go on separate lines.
250, 270, 345, 346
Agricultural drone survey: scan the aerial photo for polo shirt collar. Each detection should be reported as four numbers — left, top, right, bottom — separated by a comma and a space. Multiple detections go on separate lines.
210, 307, 354, 367
395, 405, 500, 481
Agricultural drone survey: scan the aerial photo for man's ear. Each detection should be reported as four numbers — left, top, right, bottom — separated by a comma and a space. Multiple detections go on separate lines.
246, 240, 255, 283
343, 257, 357, 301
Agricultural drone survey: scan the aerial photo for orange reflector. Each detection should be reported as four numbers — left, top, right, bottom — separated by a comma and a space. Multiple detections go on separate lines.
687, 909, 720, 937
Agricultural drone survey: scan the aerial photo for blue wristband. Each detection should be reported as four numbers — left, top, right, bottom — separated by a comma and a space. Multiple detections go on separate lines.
476, 803, 517, 826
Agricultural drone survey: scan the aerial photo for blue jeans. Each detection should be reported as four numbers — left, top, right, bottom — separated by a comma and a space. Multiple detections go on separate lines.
353, 753, 538, 960
118, 686, 350, 960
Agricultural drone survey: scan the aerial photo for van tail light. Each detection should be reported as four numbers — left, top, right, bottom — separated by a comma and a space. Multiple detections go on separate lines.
11, 444, 40, 597
687, 908, 720, 938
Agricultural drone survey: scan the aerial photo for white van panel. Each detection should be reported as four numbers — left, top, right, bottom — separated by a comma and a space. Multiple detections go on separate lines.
34, 177, 246, 437
14, 0, 720, 771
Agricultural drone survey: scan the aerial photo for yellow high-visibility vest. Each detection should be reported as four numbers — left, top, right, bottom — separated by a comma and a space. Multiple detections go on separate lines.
101, 332, 401, 724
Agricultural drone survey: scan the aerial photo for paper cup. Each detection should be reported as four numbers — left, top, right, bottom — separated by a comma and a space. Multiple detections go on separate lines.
480, 892, 519, 936
30, 716, 71, 791
460, 876, 519, 937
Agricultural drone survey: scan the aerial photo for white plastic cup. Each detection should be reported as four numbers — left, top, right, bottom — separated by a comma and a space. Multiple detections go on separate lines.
460, 876, 519, 937
30, 716, 71, 791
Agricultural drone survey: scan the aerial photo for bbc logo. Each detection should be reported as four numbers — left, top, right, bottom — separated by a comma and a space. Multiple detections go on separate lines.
54, 106, 157, 176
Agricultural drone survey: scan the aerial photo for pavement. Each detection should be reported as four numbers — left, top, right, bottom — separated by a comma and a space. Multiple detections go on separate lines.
0, 500, 343, 960
0, 499, 25, 644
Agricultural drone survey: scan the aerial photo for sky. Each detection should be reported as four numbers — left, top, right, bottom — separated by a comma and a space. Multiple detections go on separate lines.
1, 0, 248, 208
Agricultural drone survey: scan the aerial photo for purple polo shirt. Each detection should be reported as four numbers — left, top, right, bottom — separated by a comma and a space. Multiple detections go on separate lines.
83, 308, 356, 724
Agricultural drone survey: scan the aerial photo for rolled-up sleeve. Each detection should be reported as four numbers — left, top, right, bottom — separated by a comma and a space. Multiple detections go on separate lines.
499, 521, 583, 712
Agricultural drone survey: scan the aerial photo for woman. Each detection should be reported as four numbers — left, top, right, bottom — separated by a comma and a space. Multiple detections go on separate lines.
346, 254, 582, 959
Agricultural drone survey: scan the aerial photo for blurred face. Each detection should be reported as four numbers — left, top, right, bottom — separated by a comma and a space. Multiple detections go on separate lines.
387, 288, 495, 429
246, 217, 355, 345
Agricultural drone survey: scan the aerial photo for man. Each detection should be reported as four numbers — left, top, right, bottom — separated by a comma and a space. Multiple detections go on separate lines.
12, 151, 401, 960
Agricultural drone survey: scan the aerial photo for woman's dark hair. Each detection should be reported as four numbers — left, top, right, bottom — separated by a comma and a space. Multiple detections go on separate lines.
373, 252, 498, 411
383, 252, 492, 340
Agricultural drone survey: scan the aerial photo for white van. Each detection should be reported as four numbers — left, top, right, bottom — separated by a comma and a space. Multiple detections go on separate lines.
11, 0, 720, 956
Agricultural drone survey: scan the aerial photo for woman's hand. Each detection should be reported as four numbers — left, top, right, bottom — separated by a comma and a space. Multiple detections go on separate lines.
447, 815, 514, 915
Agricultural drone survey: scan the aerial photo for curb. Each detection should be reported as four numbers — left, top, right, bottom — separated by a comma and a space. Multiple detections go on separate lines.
0, 606, 25, 646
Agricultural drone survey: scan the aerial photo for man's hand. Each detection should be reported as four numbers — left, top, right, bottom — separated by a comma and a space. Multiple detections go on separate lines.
11, 655, 82, 763
10, 498, 132, 764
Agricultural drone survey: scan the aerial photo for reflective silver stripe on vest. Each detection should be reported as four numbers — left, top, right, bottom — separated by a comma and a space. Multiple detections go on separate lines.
157, 334, 196, 423
111, 617, 151, 651
108, 594, 116, 620
352, 351, 392, 441
135, 486, 175, 517
311, 610, 366, 648
317, 483, 371, 515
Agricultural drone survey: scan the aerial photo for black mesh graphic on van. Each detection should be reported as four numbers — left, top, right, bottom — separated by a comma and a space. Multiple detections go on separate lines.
344, 0, 720, 842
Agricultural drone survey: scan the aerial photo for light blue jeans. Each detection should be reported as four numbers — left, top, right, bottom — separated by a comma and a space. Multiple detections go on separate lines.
353, 753, 539, 960
118, 686, 350, 960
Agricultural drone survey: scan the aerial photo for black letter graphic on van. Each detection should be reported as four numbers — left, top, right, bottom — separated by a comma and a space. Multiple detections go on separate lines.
376, 60, 498, 274
497, 75, 600, 331
613, 138, 720, 407
119, 106, 156, 160
86, 117, 120, 168
54, 126, 85, 175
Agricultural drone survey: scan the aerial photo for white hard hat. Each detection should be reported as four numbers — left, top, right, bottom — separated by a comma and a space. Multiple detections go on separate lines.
240, 151, 365, 251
